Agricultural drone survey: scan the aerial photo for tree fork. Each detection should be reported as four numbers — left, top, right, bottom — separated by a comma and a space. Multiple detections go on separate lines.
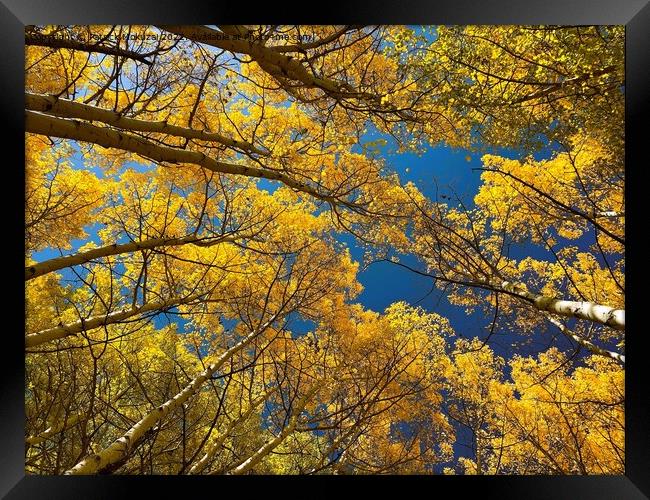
223, 386, 318, 475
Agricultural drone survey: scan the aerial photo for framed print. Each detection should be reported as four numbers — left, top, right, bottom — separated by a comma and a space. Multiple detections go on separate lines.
1, 1, 648, 497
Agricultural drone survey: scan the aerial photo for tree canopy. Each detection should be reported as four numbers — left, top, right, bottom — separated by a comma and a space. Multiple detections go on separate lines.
25, 24, 624, 475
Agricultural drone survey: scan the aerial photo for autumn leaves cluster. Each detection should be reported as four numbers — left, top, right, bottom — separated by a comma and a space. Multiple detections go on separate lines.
25, 25, 624, 474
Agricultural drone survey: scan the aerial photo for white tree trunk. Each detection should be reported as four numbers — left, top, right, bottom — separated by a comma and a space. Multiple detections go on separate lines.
188, 386, 279, 475
26, 111, 337, 205
223, 387, 317, 475
26, 293, 206, 348
26, 92, 267, 156
26, 233, 238, 281
26, 414, 81, 446
546, 315, 625, 365
499, 281, 625, 330
64, 321, 272, 475
158, 26, 343, 95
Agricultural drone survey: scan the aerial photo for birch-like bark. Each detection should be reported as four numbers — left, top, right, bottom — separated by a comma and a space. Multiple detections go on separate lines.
26, 233, 237, 281
26, 414, 81, 446
591, 210, 622, 218
26, 111, 337, 205
25, 93, 268, 156
157, 26, 344, 95
498, 280, 625, 330
187, 386, 279, 475
159, 26, 421, 123
26, 293, 205, 348
222, 387, 317, 475
65, 322, 271, 475
546, 315, 625, 365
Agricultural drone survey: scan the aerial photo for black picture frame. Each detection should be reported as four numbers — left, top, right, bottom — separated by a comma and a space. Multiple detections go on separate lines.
2, 2, 647, 498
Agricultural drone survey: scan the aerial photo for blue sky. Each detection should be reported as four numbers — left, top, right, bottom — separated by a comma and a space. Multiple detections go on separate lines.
29, 93, 614, 471
28, 130, 589, 453
23, 25, 628, 477
29, 134, 579, 468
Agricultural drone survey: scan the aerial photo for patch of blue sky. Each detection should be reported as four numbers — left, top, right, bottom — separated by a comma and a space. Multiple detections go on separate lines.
255, 177, 279, 194
29, 140, 154, 267
284, 312, 316, 338
149, 310, 195, 338
356, 122, 483, 204
376, 24, 437, 53
30, 221, 103, 265
337, 118, 609, 374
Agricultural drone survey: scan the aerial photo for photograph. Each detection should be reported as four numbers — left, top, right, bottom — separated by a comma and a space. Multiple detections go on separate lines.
23, 24, 627, 477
